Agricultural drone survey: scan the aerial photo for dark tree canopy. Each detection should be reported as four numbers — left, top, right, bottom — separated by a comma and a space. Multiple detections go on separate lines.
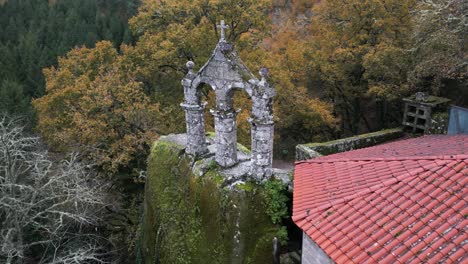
0, 0, 139, 116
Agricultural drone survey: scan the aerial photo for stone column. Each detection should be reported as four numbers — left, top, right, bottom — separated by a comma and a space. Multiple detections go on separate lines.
250, 121, 274, 178
250, 68, 276, 180
211, 109, 238, 167
181, 61, 208, 155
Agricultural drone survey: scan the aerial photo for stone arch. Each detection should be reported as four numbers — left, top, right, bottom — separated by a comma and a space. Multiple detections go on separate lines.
181, 21, 276, 180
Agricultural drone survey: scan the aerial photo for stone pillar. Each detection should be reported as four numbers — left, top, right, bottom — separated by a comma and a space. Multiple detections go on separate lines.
181, 103, 208, 155
250, 121, 274, 178
211, 109, 238, 167
250, 68, 276, 180
181, 61, 208, 155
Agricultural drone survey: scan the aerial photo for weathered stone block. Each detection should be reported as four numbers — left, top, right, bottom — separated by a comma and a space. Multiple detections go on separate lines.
296, 128, 404, 161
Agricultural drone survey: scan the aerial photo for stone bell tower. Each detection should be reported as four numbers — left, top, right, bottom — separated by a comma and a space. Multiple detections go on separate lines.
181, 20, 276, 180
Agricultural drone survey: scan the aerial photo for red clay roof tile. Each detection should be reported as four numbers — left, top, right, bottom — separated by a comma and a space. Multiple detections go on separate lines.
293, 135, 468, 263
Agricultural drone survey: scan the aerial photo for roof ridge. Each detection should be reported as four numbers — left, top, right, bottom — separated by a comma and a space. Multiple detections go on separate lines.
293, 158, 465, 222
295, 154, 468, 164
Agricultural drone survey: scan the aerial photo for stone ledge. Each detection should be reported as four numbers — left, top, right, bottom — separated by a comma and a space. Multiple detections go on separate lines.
296, 128, 404, 161
159, 133, 292, 186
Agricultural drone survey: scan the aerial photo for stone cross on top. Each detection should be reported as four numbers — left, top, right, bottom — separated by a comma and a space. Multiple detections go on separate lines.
217, 20, 229, 41
181, 20, 276, 180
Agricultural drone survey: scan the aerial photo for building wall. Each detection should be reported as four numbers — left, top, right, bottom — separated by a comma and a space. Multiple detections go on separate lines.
302, 232, 334, 264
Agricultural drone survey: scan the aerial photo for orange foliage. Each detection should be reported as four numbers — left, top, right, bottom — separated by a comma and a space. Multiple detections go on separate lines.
33, 41, 161, 175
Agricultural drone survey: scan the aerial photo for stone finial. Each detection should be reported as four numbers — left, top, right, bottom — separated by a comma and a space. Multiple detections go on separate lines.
217, 20, 229, 41
185, 61, 196, 79
259, 67, 268, 78
186, 60, 195, 71
259, 67, 269, 83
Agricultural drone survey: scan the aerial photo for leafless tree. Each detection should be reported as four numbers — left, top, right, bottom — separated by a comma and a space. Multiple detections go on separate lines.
409, 0, 467, 93
0, 116, 112, 263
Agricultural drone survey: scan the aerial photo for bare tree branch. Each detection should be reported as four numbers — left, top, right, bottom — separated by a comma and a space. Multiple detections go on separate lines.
0, 115, 113, 263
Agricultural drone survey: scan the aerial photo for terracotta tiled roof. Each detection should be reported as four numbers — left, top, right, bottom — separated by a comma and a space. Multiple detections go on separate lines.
293, 135, 468, 263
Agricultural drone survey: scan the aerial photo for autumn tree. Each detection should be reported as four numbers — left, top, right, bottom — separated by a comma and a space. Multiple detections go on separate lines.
123, 0, 272, 144
306, 0, 416, 133
262, 20, 338, 154
33, 41, 160, 176
125, 0, 337, 153
35, 0, 339, 164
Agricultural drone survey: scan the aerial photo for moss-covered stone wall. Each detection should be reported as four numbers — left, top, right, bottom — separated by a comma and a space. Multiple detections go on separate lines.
139, 139, 288, 264
296, 128, 404, 160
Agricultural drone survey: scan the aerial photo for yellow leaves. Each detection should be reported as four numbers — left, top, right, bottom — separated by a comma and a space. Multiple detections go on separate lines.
38, 0, 340, 167
313, 0, 414, 48
306, 0, 416, 101
33, 41, 162, 176
367, 83, 411, 100
233, 91, 252, 147
256, 17, 339, 145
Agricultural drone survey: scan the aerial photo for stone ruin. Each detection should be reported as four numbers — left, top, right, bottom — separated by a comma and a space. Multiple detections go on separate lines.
181, 20, 275, 180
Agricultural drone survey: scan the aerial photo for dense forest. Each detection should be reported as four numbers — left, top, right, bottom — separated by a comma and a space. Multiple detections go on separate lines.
0, 0, 138, 117
1, 0, 466, 263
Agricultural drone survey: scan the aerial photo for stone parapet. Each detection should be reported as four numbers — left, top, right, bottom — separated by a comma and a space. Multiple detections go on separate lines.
296, 128, 404, 161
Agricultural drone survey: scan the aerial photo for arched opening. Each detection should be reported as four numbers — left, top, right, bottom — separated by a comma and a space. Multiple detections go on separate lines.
194, 80, 253, 154
197, 82, 216, 138
229, 87, 252, 150
181, 32, 275, 174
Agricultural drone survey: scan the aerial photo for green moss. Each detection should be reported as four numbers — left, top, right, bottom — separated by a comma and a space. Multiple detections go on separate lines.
205, 169, 224, 185
305, 128, 402, 148
298, 128, 404, 160
141, 139, 283, 263
237, 142, 251, 154
405, 95, 451, 105
207, 159, 218, 170
206, 131, 215, 139
235, 181, 254, 192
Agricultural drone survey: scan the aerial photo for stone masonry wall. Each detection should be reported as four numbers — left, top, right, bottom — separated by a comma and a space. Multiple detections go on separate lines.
302, 232, 334, 264
296, 128, 404, 161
